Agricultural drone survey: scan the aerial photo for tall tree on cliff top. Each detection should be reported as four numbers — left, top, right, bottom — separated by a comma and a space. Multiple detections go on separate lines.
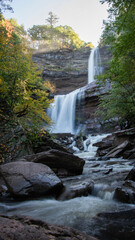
45, 11, 59, 28
97, 0, 135, 127
45, 11, 59, 48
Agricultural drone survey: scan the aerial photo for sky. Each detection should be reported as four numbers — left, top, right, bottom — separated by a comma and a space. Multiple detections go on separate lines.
3, 0, 109, 46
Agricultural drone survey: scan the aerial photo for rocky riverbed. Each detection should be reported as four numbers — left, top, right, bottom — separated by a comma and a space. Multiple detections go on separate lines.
0, 132, 135, 240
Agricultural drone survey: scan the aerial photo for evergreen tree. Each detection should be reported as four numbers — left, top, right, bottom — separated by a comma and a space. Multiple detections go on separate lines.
45, 11, 59, 28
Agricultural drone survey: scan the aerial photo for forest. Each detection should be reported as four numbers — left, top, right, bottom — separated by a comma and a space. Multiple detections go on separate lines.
0, 1, 135, 240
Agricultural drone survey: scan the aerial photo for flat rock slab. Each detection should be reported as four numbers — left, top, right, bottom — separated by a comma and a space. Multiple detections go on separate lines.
0, 215, 98, 240
0, 161, 63, 199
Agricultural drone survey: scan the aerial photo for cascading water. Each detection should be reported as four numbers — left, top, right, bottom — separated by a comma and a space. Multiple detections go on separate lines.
48, 47, 102, 134
48, 89, 80, 133
88, 47, 103, 84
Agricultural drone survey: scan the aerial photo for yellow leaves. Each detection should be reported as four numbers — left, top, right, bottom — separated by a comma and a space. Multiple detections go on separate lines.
1, 19, 14, 38
44, 80, 55, 93
0, 16, 55, 134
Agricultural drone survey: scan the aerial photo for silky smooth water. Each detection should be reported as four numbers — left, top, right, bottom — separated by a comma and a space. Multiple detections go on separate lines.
48, 88, 80, 133
88, 47, 103, 84
48, 47, 103, 134
0, 134, 134, 236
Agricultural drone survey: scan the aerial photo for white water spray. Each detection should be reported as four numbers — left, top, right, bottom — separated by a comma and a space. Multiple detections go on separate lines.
48, 89, 79, 133
48, 47, 103, 133
88, 47, 103, 84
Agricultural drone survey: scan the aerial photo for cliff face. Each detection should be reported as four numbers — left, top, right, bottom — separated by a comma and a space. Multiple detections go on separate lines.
33, 46, 113, 133
33, 47, 90, 94
75, 82, 117, 134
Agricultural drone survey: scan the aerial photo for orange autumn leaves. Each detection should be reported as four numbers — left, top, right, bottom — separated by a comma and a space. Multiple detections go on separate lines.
0, 16, 54, 133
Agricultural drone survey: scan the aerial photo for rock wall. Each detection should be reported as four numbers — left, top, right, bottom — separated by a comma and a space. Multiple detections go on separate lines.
33, 46, 112, 133
33, 47, 90, 94
75, 81, 117, 133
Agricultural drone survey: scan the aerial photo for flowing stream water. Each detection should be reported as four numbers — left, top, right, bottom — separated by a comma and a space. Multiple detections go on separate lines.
0, 48, 135, 238
0, 134, 134, 236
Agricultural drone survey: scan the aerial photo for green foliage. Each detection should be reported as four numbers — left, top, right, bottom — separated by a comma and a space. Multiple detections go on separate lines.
45, 11, 59, 28
28, 16, 93, 50
0, 15, 54, 134
0, 0, 13, 14
97, 0, 135, 127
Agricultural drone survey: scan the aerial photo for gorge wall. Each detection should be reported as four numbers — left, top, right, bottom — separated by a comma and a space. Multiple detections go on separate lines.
33, 47, 89, 95
33, 46, 113, 133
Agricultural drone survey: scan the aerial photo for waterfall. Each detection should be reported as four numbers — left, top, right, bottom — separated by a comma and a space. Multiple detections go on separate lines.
88, 47, 103, 84
48, 88, 82, 133
48, 47, 102, 134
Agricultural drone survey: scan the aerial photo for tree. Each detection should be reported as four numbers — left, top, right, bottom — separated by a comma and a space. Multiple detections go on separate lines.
0, 0, 13, 13
45, 11, 59, 28
97, 0, 135, 127
0, 16, 54, 133
28, 24, 88, 50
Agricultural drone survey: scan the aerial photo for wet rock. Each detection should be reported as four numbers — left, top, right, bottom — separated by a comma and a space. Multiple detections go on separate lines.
92, 209, 135, 240
113, 187, 131, 203
20, 149, 85, 177
113, 168, 135, 203
105, 140, 131, 158
95, 128, 135, 159
0, 161, 63, 199
103, 168, 113, 175
34, 134, 69, 154
58, 180, 94, 200
75, 135, 84, 151
125, 167, 135, 181
93, 134, 114, 156
0, 215, 99, 240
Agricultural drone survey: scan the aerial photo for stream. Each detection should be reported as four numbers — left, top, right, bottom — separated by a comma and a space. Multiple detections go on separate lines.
0, 134, 135, 237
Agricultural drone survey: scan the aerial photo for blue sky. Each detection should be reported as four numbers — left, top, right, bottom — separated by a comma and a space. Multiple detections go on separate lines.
4, 0, 109, 46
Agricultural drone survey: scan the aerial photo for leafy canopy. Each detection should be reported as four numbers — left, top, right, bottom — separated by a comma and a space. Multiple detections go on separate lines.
28, 12, 93, 50
0, 0, 13, 13
0, 15, 54, 133
97, 0, 135, 127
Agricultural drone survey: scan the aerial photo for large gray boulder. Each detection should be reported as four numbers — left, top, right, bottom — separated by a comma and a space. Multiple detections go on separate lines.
19, 149, 85, 177
0, 215, 98, 240
0, 161, 63, 199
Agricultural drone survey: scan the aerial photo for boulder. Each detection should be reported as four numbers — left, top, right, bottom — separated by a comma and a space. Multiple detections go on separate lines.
113, 187, 131, 203
0, 215, 98, 240
33, 134, 69, 153
20, 149, 85, 177
113, 168, 135, 203
93, 134, 114, 156
0, 161, 63, 199
95, 128, 135, 159
58, 180, 94, 200
92, 209, 135, 240
125, 167, 135, 181
105, 140, 130, 158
